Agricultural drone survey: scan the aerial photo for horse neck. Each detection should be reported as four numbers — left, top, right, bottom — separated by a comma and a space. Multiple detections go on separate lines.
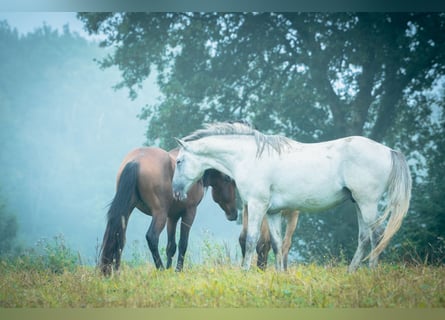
202, 169, 218, 187
193, 135, 255, 178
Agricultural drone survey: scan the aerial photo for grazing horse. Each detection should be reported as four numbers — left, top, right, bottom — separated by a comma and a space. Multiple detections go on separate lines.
239, 206, 299, 271
99, 147, 238, 275
172, 122, 412, 272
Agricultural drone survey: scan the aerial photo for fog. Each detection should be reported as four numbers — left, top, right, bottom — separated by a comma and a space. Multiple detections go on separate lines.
0, 13, 241, 266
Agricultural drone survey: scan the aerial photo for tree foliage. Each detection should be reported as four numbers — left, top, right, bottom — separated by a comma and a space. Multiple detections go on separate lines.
0, 197, 18, 256
78, 12, 445, 264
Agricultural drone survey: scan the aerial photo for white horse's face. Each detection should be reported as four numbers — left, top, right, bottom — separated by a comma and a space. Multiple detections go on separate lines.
172, 146, 203, 201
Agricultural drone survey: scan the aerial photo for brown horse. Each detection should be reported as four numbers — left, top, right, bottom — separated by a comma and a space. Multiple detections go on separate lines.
99, 147, 238, 275
239, 206, 299, 271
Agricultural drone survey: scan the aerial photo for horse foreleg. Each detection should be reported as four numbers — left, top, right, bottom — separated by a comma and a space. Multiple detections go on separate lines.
242, 200, 267, 271
266, 213, 284, 271
238, 204, 248, 259
176, 208, 197, 272
146, 212, 167, 270
256, 218, 270, 271
166, 217, 179, 269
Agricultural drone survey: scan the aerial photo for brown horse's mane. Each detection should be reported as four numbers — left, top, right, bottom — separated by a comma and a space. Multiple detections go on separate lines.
183, 121, 293, 157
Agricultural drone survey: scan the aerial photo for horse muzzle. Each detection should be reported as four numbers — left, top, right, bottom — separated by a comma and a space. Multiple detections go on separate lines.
227, 208, 238, 221
172, 183, 187, 201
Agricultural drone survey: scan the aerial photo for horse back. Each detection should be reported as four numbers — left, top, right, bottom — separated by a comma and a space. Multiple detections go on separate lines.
243, 136, 393, 211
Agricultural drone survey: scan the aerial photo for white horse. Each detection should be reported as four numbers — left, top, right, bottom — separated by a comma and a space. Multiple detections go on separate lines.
172, 122, 411, 272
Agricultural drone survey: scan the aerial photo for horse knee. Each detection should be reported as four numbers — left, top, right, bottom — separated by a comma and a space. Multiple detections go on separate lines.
167, 241, 177, 257
245, 235, 258, 253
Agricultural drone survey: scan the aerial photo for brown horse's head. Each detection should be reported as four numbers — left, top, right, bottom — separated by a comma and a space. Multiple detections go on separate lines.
203, 169, 238, 221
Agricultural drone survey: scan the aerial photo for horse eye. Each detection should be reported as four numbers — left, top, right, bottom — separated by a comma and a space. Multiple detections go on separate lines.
176, 159, 182, 165
224, 175, 231, 182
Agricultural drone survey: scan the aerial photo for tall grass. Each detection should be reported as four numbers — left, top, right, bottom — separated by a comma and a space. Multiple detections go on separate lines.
1, 262, 444, 307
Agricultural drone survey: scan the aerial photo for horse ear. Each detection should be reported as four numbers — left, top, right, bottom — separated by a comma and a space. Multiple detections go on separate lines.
174, 137, 187, 149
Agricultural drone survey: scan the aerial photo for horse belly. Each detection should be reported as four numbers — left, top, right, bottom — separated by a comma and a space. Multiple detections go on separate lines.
269, 185, 348, 212
267, 157, 348, 212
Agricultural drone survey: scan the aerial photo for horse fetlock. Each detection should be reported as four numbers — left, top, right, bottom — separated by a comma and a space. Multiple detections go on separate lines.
242, 255, 253, 270
274, 253, 284, 271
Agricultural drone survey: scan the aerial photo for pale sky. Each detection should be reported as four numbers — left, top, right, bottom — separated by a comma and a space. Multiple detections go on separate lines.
0, 12, 98, 40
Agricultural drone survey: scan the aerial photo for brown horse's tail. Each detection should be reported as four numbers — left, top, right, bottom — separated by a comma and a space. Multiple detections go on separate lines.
99, 161, 139, 276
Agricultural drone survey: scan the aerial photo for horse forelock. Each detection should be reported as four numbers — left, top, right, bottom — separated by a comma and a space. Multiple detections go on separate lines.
182, 122, 293, 157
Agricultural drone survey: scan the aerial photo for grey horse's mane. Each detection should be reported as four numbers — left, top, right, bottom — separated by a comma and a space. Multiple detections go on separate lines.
183, 122, 293, 157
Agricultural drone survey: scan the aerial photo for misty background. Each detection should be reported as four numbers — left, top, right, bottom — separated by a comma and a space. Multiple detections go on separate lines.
0, 12, 241, 265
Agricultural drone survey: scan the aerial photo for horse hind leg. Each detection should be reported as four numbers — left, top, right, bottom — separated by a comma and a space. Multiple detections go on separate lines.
166, 217, 179, 269
349, 202, 379, 272
369, 218, 385, 268
282, 210, 299, 271
146, 211, 167, 270
349, 222, 369, 272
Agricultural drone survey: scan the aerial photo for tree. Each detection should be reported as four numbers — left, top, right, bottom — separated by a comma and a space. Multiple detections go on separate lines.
78, 12, 445, 263
0, 197, 19, 256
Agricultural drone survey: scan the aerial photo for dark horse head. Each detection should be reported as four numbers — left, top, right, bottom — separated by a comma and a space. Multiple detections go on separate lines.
203, 169, 238, 221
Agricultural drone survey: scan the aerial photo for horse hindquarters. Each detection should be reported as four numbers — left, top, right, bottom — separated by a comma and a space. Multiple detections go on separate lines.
100, 161, 139, 276
348, 150, 411, 272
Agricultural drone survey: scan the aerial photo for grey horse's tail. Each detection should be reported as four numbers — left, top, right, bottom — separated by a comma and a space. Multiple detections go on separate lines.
371, 150, 412, 259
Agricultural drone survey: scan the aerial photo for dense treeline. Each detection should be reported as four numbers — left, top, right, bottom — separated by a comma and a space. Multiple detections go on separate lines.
78, 12, 445, 264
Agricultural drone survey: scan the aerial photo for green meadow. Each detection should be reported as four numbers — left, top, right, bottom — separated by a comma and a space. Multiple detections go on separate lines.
1, 261, 443, 308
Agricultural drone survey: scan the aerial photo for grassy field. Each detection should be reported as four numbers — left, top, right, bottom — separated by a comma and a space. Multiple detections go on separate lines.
1, 261, 444, 308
